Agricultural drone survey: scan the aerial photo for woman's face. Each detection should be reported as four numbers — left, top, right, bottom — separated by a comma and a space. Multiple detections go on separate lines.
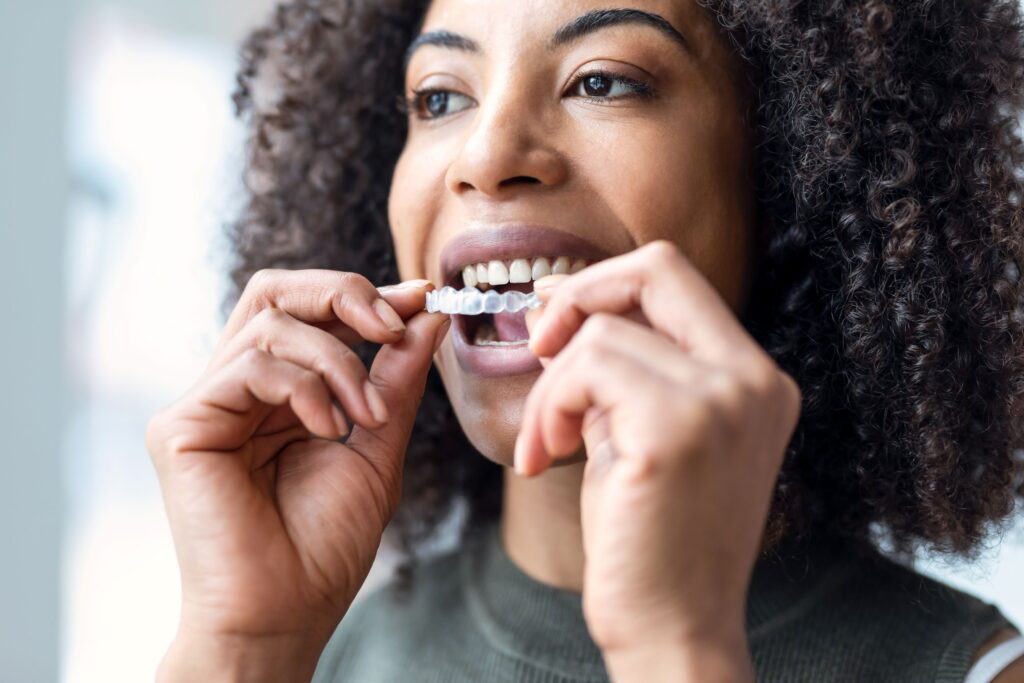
388, 0, 757, 467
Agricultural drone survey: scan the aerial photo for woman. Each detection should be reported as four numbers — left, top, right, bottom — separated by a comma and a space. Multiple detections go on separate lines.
146, 0, 1024, 680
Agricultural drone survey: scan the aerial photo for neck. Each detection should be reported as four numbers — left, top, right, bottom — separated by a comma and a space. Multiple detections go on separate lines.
499, 461, 587, 593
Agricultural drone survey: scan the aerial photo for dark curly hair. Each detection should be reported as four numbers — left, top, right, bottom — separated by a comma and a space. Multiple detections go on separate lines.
224, 0, 1024, 585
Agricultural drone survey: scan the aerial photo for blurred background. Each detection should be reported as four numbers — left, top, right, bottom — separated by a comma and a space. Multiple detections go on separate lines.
1, 0, 1022, 681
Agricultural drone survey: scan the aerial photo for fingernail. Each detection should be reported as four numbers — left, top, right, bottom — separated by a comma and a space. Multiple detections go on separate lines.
331, 404, 350, 437
533, 274, 566, 290
524, 308, 542, 333
513, 435, 526, 475
396, 279, 433, 289
433, 317, 452, 353
373, 298, 406, 333
363, 380, 390, 424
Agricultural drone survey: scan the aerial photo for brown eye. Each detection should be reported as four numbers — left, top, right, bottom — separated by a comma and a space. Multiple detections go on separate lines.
583, 74, 613, 97
568, 70, 654, 100
407, 88, 474, 120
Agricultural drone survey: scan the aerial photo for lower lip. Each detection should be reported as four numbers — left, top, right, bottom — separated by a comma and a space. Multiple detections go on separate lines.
450, 314, 543, 377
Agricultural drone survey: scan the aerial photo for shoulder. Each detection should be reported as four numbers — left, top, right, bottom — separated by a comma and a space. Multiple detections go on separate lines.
970, 627, 1024, 683
835, 547, 1020, 681
312, 546, 467, 683
750, 541, 1020, 682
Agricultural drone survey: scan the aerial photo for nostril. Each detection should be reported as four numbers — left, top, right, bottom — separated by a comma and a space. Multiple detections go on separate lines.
499, 176, 541, 187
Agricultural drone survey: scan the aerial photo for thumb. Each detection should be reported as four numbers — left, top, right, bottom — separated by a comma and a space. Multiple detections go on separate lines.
525, 307, 552, 365
345, 310, 451, 475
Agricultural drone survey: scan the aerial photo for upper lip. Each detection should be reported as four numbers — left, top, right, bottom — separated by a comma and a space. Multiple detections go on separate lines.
438, 224, 617, 287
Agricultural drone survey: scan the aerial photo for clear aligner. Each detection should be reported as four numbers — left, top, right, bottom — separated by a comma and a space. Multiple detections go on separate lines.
425, 286, 543, 315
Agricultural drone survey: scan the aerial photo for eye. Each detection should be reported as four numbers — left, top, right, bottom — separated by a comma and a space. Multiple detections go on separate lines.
403, 88, 475, 121
566, 69, 655, 101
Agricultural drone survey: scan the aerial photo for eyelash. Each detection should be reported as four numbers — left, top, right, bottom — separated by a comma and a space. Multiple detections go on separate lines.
398, 69, 656, 121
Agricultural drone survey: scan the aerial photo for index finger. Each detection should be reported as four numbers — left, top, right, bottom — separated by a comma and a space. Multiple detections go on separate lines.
219, 269, 432, 352
528, 240, 753, 366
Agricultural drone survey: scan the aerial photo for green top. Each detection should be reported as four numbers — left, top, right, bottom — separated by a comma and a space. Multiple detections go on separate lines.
312, 521, 1016, 682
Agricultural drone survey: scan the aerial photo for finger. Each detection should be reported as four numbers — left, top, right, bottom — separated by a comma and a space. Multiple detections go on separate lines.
518, 341, 673, 477
519, 313, 707, 476
206, 307, 386, 429
528, 240, 753, 367
158, 348, 346, 465
217, 270, 430, 360
345, 311, 451, 479
314, 280, 436, 345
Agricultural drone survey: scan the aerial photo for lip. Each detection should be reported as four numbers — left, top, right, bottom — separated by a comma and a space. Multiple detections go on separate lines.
450, 314, 543, 377
438, 224, 616, 287
438, 224, 617, 378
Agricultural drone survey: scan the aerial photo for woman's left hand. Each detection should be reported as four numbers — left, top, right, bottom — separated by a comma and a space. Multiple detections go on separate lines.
518, 240, 802, 683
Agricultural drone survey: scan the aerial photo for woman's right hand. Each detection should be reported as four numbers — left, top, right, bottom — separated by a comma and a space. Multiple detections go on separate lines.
145, 269, 450, 682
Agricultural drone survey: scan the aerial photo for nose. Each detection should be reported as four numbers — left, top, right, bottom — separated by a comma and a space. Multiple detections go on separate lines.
445, 83, 569, 197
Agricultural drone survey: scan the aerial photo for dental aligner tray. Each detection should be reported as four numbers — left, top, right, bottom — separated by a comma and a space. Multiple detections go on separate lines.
425, 286, 543, 315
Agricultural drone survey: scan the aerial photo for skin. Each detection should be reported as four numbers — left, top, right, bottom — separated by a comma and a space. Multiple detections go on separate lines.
146, 0, 1023, 680
391, 0, 758, 465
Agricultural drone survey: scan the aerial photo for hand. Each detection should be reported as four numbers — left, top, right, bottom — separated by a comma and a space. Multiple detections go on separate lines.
145, 269, 450, 681
517, 241, 802, 680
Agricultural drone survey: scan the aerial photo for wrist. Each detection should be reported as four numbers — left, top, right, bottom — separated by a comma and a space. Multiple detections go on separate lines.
602, 628, 753, 683
156, 626, 331, 683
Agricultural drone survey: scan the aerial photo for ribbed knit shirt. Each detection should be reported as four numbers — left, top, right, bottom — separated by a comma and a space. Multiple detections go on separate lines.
312, 521, 1017, 682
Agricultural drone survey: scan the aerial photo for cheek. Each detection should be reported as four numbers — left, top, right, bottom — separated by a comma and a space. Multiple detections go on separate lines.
577, 122, 753, 312
388, 149, 439, 281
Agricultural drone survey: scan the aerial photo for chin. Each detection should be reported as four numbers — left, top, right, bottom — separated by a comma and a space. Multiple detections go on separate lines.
436, 353, 537, 468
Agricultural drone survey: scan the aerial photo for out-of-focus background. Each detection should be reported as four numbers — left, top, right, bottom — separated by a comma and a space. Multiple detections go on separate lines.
1, 0, 1023, 681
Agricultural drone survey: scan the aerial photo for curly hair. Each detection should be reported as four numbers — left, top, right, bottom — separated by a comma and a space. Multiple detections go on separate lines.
224, 0, 1024, 585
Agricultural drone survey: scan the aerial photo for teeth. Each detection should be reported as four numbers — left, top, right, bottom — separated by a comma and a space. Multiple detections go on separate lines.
456, 256, 591, 288
473, 323, 528, 346
509, 259, 531, 283
462, 265, 478, 288
488, 260, 510, 286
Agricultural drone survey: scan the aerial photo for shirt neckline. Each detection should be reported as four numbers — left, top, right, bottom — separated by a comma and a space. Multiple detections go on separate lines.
459, 519, 858, 675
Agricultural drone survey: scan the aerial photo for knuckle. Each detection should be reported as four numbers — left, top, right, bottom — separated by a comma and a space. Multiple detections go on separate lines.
326, 272, 372, 307
322, 345, 366, 383
707, 370, 749, 411
624, 440, 665, 480
776, 368, 804, 422
250, 305, 288, 330
247, 268, 280, 293
146, 410, 190, 458
680, 397, 716, 435
248, 307, 291, 351
296, 367, 324, 394
644, 239, 682, 266
239, 346, 269, 369
330, 289, 359, 318
779, 368, 803, 404
144, 413, 167, 456
572, 339, 607, 369
581, 312, 618, 340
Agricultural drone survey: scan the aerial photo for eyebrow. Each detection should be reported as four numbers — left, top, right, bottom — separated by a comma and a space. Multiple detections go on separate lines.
403, 8, 688, 73
549, 9, 688, 53
403, 30, 480, 73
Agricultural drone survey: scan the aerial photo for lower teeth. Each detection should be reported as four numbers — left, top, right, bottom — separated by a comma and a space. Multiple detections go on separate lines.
476, 340, 529, 347
473, 323, 528, 346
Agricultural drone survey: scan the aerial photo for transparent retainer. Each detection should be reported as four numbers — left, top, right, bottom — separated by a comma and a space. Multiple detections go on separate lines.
425, 286, 543, 315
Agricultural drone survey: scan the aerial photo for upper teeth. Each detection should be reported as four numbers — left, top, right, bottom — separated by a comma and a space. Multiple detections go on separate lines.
461, 256, 588, 288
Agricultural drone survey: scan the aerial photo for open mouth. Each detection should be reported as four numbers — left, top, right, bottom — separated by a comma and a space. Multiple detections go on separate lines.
445, 256, 589, 347
435, 225, 617, 377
